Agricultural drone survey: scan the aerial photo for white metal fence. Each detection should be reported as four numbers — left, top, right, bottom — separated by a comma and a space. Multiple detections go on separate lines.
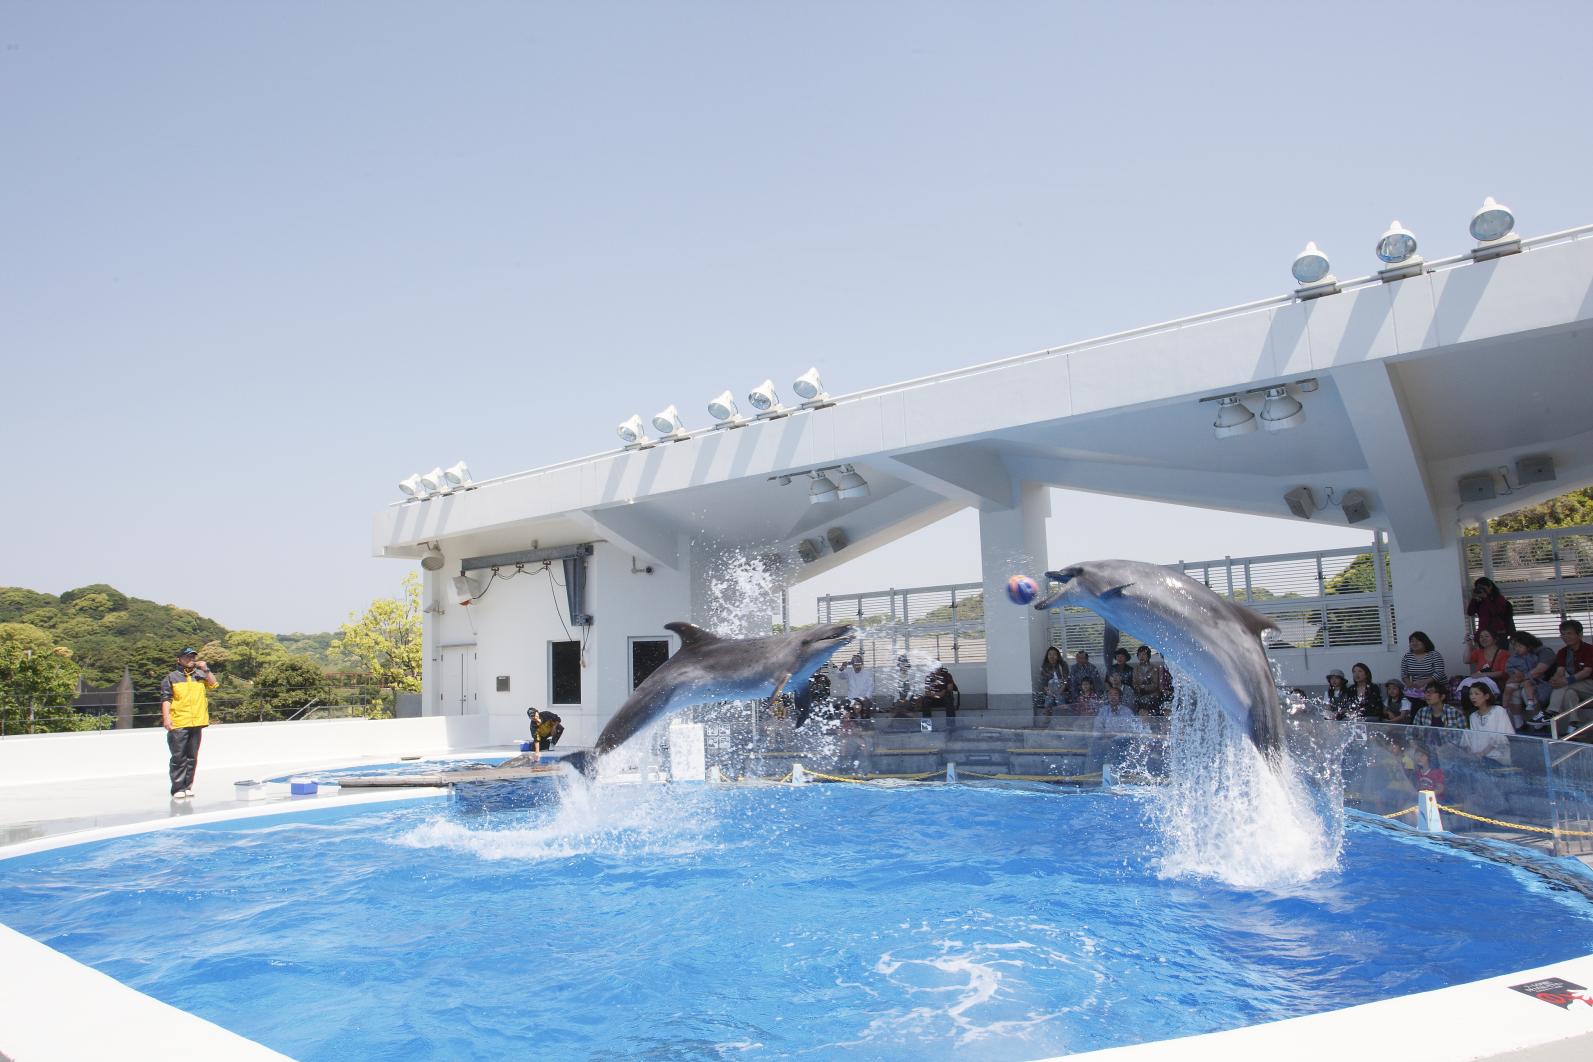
816, 534, 1398, 666
1463, 523, 1593, 638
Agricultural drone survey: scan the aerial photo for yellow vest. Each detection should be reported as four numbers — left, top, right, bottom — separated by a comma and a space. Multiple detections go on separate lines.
164, 669, 215, 728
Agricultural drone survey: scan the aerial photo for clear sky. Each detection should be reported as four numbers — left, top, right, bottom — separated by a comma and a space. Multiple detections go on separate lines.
3, 1, 1589, 633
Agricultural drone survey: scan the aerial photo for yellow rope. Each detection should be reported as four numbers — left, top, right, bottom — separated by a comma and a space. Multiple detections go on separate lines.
961, 770, 1103, 783
1383, 806, 1418, 819
1436, 804, 1593, 838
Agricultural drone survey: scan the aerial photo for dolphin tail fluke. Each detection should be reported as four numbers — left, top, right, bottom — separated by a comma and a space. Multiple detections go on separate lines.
560, 750, 594, 777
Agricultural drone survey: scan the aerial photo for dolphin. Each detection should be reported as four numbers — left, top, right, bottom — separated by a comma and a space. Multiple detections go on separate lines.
536, 620, 855, 775
1033, 559, 1285, 757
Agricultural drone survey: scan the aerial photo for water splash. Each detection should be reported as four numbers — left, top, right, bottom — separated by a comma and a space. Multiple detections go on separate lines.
1146, 671, 1348, 889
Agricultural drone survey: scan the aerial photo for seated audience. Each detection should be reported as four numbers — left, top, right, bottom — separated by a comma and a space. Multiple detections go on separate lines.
1041, 668, 1068, 714
1411, 680, 1464, 730
1039, 646, 1068, 694
1400, 631, 1447, 698
1412, 744, 1445, 799
1505, 631, 1556, 729
1104, 670, 1136, 712
919, 665, 958, 722
1466, 577, 1515, 642
1345, 663, 1384, 720
841, 655, 876, 717
1380, 679, 1411, 724
1547, 619, 1593, 725
1093, 686, 1144, 733
1107, 648, 1134, 687
1465, 682, 1515, 765
893, 654, 916, 710
1324, 669, 1351, 718
1131, 645, 1170, 715
1073, 677, 1101, 714
1466, 628, 1510, 687
1067, 651, 1103, 704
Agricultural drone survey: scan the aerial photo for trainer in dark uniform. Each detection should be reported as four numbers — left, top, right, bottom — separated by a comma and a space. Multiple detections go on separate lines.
161, 647, 218, 799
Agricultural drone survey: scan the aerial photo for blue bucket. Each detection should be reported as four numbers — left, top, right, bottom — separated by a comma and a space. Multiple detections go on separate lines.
290, 778, 318, 796
520, 741, 534, 752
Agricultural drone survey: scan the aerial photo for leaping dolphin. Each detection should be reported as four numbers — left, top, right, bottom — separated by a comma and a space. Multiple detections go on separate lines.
545, 620, 855, 775
1033, 559, 1285, 757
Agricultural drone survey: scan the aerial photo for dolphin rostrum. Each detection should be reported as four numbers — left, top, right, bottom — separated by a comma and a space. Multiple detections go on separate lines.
544, 620, 854, 774
1033, 559, 1285, 757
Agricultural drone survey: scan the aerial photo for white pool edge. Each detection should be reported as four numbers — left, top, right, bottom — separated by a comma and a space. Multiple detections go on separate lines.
3, 792, 1592, 1061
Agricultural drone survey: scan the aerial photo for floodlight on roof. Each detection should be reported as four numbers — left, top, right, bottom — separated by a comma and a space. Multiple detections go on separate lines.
707, 390, 745, 428
809, 472, 838, 504
651, 405, 688, 441
1259, 386, 1305, 432
443, 461, 473, 489
1291, 242, 1339, 300
835, 467, 870, 499
748, 379, 788, 418
792, 368, 832, 408
617, 415, 654, 449
421, 544, 445, 571
1470, 197, 1521, 261
1375, 220, 1425, 281
1212, 395, 1258, 439
419, 466, 448, 494
399, 473, 426, 500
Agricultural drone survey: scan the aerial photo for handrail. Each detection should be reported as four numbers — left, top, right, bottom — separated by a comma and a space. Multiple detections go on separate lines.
1549, 691, 1593, 743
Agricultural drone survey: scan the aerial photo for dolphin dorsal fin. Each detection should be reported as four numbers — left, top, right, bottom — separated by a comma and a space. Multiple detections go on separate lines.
1230, 602, 1279, 639
665, 622, 719, 649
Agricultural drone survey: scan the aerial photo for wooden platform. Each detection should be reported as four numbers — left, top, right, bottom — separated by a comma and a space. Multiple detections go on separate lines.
334, 765, 566, 788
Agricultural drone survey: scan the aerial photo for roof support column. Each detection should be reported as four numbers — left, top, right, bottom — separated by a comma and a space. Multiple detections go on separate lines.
1386, 523, 1468, 673
978, 483, 1050, 715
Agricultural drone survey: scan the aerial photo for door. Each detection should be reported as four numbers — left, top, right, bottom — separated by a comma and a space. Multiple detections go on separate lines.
439, 645, 478, 715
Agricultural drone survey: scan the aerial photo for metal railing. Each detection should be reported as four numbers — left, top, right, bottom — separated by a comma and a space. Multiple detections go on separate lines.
1463, 521, 1593, 638
0, 685, 400, 737
817, 536, 1396, 665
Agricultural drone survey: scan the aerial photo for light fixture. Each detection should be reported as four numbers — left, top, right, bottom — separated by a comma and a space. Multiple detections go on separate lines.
419, 466, 449, 494
1259, 386, 1305, 432
451, 573, 483, 603
1291, 242, 1339, 299
421, 544, 445, 571
651, 405, 688, 441
748, 379, 788, 418
1470, 196, 1521, 261
1212, 395, 1258, 439
792, 368, 832, 408
1375, 220, 1425, 281
835, 467, 870, 499
399, 473, 426, 500
1296, 378, 1319, 393
1340, 490, 1371, 524
809, 472, 838, 504
443, 461, 473, 489
707, 390, 745, 428
616, 415, 653, 448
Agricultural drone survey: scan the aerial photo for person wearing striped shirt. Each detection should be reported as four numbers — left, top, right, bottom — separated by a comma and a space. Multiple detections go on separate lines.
1400, 630, 1447, 698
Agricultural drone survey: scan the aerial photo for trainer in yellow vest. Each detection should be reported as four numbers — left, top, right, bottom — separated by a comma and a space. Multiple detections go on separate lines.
161, 657, 219, 728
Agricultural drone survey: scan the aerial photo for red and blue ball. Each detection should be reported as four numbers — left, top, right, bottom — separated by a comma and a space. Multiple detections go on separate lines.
1006, 574, 1038, 605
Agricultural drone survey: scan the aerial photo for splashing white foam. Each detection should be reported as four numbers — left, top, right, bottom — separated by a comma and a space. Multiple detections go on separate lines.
1147, 673, 1346, 889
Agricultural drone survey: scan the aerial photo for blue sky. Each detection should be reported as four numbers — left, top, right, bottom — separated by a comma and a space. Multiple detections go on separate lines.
3, 1, 1589, 632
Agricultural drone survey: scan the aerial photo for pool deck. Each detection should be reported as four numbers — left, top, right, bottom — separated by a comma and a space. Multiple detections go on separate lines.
4, 740, 1593, 1062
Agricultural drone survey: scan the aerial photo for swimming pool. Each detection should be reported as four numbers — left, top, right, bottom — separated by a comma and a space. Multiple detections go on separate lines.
3, 778, 1591, 1060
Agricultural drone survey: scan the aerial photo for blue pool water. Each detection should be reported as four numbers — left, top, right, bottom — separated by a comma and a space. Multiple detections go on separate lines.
3, 780, 1592, 1060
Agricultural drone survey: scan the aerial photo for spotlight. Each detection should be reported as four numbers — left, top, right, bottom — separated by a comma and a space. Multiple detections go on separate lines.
748, 379, 788, 418
1340, 490, 1371, 525
452, 573, 483, 604
617, 415, 653, 448
399, 474, 426, 500
1291, 242, 1338, 298
1375, 220, 1425, 281
792, 368, 832, 408
1259, 386, 1305, 432
651, 405, 688, 441
835, 467, 870, 499
809, 472, 838, 504
708, 390, 745, 428
1212, 395, 1258, 439
1470, 196, 1521, 261
419, 466, 449, 494
421, 544, 445, 571
443, 461, 473, 489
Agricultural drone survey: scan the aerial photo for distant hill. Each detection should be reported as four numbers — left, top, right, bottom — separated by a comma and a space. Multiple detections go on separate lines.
0, 584, 333, 691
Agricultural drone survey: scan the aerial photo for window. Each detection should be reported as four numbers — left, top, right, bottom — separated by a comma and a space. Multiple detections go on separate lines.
550, 641, 582, 705
630, 638, 671, 690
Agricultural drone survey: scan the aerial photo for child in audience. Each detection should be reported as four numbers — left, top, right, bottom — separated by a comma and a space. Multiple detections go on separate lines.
1412, 744, 1445, 799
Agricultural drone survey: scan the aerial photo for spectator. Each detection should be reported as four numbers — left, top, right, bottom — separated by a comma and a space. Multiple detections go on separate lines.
1074, 676, 1101, 714
1506, 631, 1556, 730
1380, 679, 1410, 724
1324, 669, 1351, 718
1466, 577, 1515, 642
1400, 631, 1447, 696
893, 654, 916, 710
1104, 670, 1136, 712
1465, 682, 1515, 765
1094, 686, 1144, 733
920, 665, 958, 723
1466, 628, 1510, 687
1107, 647, 1134, 687
1040, 646, 1068, 693
1131, 645, 1167, 714
1067, 651, 1102, 704
1041, 667, 1068, 715
842, 655, 876, 717
1547, 619, 1593, 726
1411, 680, 1465, 730
1346, 663, 1385, 720
1412, 744, 1445, 799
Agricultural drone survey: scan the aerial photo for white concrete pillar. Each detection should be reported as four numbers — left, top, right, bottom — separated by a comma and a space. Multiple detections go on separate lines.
1388, 525, 1468, 670
978, 483, 1050, 715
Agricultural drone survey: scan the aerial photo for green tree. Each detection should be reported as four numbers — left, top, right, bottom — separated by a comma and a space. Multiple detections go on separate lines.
249, 656, 334, 720
331, 574, 423, 690
1485, 487, 1593, 534
0, 622, 98, 733
222, 629, 289, 681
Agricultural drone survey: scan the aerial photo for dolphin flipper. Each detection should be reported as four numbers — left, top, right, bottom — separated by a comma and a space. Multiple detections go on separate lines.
1103, 623, 1121, 669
